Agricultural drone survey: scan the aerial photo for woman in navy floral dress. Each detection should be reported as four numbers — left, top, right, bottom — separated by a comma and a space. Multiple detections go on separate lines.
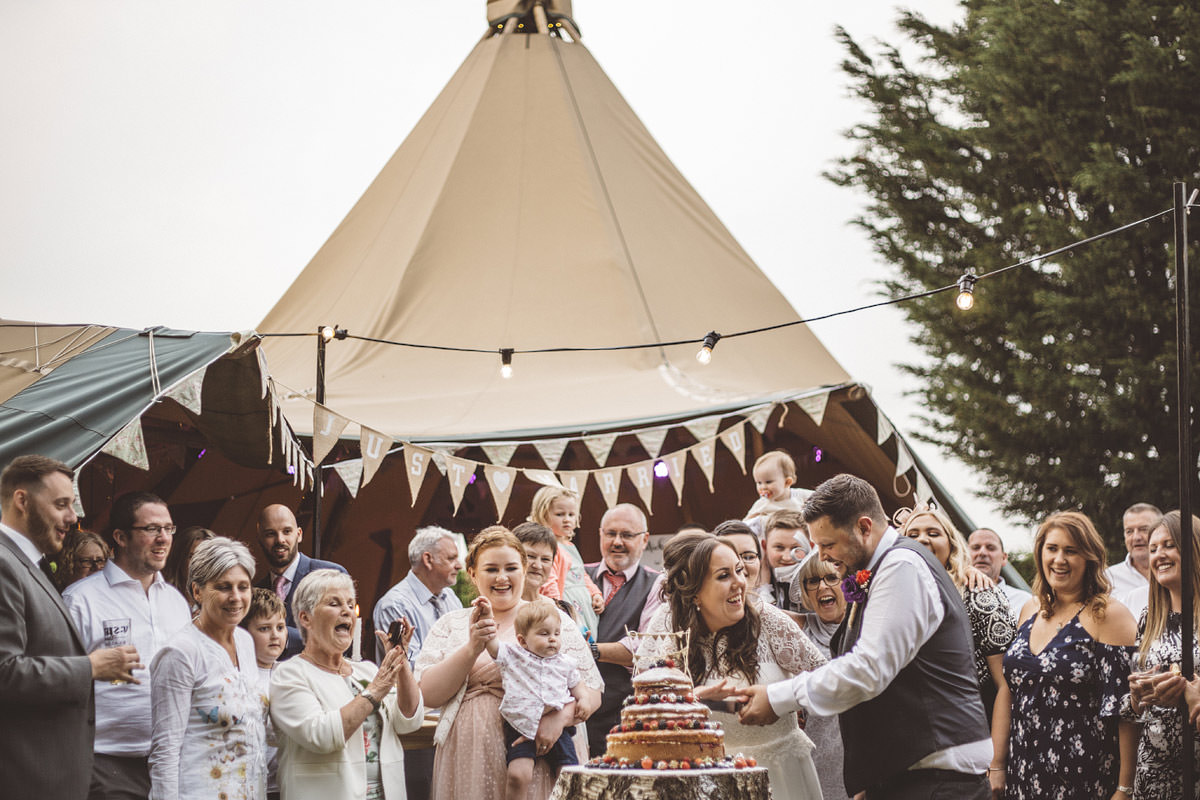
1000, 511, 1138, 800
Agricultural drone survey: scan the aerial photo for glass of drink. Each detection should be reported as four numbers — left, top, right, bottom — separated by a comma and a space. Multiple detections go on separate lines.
102, 617, 131, 685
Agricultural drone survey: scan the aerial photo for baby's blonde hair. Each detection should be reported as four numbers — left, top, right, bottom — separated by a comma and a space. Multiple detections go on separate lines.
515, 598, 560, 638
753, 449, 796, 479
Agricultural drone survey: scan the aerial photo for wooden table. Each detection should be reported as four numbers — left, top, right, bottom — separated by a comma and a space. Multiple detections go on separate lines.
550, 765, 771, 800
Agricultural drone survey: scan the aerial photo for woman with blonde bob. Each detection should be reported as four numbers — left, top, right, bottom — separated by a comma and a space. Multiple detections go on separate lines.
999, 511, 1137, 800
1123, 510, 1200, 798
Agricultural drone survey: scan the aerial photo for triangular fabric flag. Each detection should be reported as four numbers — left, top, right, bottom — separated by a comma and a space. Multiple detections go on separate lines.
403, 445, 433, 506
691, 440, 718, 492
333, 459, 363, 498
745, 404, 774, 435
718, 421, 748, 474
894, 439, 914, 477
312, 404, 351, 465
583, 432, 618, 468
683, 415, 721, 442
876, 410, 894, 445
484, 464, 518, 518
914, 471, 934, 505
360, 426, 394, 487
524, 469, 563, 488
102, 417, 150, 471
72, 471, 85, 517
532, 438, 570, 470
444, 455, 476, 515
557, 471, 589, 502
481, 443, 518, 466
662, 450, 687, 506
595, 466, 623, 509
166, 367, 205, 415
634, 427, 668, 459
795, 391, 831, 428
625, 460, 656, 512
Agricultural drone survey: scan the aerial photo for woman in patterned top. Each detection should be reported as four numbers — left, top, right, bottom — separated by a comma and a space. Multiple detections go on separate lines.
1000, 511, 1137, 800
1124, 510, 1200, 799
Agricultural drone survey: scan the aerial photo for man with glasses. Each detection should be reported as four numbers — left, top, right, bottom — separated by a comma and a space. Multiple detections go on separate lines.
583, 503, 661, 756
64, 491, 191, 800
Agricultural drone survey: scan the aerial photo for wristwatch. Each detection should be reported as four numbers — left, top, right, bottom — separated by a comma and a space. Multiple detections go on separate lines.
590, 643, 602, 662
359, 687, 381, 710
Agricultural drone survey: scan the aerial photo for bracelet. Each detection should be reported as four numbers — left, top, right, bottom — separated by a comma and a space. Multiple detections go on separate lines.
987, 767, 1004, 773
1116, 786, 1133, 795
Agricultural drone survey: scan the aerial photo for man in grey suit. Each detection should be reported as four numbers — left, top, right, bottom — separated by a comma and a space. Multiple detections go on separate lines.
0, 455, 138, 798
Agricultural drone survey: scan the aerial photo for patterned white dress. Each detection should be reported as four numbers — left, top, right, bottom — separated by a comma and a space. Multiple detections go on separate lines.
639, 600, 827, 800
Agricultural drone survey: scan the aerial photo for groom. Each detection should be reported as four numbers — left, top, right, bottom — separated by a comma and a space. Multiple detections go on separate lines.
737, 474, 991, 799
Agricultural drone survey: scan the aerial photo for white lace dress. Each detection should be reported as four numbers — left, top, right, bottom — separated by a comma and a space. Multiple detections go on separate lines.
639, 601, 826, 800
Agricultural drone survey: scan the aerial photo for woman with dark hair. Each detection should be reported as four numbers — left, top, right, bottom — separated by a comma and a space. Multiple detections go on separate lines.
1124, 510, 1200, 798
53, 529, 110, 590
712, 520, 773, 605
1000, 511, 1137, 800
163, 525, 215, 609
637, 532, 825, 799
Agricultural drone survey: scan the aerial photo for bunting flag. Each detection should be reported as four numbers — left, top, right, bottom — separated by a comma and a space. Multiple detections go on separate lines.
558, 470, 589, 501
166, 367, 204, 415
691, 439, 717, 491
595, 466, 623, 509
745, 404, 774, 435
481, 442, 518, 467
524, 469, 563, 488
444, 455, 476, 514
360, 426, 394, 487
894, 440, 915, 477
683, 415, 721, 442
72, 470, 85, 517
876, 410, 894, 445
583, 432, 619, 468
626, 459, 656, 511
403, 445, 433, 506
312, 404, 351, 465
333, 459, 363, 498
634, 427, 668, 459
914, 471, 934, 505
795, 390, 830, 427
662, 451, 687, 506
102, 417, 150, 471
484, 464, 518, 517
532, 438, 570, 470
718, 421, 748, 474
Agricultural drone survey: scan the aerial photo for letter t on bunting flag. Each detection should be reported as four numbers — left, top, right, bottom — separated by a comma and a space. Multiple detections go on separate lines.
312, 404, 351, 465
444, 455, 475, 514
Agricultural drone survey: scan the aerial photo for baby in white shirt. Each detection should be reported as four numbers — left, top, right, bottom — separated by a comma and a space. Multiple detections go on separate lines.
476, 597, 585, 800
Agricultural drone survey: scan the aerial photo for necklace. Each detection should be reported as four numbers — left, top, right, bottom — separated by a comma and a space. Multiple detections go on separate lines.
1052, 602, 1087, 630
301, 652, 349, 675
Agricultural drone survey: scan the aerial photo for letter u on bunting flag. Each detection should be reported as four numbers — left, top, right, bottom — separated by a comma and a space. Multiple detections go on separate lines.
484, 464, 518, 517
359, 426, 393, 488
718, 421, 748, 474
692, 439, 717, 492
312, 404, 351, 465
626, 459, 656, 511
444, 455, 476, 514
595, 466, 623, 509
403, 445, 433, 506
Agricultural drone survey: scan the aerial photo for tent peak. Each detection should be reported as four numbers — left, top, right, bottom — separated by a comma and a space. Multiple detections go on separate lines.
486, 0, 580, 39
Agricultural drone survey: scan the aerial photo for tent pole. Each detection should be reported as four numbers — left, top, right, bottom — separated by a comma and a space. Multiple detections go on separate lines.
1174, 181, 1195, 800
314, 327, 327, 559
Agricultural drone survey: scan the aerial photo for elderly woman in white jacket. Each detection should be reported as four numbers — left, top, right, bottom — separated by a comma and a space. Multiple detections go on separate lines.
271, 569, 423, 800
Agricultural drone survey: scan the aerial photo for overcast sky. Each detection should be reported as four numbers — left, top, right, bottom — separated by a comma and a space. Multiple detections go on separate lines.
0, 1, 1040, 550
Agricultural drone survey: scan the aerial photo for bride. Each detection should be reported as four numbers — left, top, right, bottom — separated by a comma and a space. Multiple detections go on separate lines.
637, 532, 825, 799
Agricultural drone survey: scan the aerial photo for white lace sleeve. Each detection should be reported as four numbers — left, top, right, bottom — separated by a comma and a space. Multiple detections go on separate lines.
413, 611, 464, 683
558, 609, 603, 691
758, 603, 827, 676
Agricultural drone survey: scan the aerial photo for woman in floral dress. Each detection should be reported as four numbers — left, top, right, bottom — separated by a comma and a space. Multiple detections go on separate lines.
1123, 510, 1200, 799
1000, 511, 1138, 800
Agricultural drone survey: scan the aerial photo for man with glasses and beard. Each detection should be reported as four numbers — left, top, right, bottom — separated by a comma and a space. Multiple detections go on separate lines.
0, 455, 137, 799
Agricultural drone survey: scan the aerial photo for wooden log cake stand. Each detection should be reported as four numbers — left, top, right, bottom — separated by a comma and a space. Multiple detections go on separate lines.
549, 765, 771, 800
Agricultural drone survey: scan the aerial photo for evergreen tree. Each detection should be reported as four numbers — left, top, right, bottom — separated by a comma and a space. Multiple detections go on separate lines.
830, 0, 1200, 549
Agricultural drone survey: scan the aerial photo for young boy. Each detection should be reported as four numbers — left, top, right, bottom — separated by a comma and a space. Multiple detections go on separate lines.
476, 596, 584, 800
745, 450, 806, 522
240, 588, 287, 800
762, 509, 809, 611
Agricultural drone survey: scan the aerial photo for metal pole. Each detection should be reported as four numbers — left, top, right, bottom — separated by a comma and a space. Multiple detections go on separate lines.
1174, 181, 1194, 799
313, 327, 327, 559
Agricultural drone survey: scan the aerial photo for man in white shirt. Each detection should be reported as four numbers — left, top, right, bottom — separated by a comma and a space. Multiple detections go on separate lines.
64, 491, 192, 800
1104, 503, 1161, 608
968, 528, 1033, 621
737, 474, 991, 799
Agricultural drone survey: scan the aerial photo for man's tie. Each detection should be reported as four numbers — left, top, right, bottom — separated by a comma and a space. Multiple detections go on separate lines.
274, 573, 288, 601
603, 571, 626, 604
430, 593, 444, 620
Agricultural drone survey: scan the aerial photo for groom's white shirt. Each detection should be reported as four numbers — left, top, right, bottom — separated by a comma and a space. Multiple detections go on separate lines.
767, 527, 991, 774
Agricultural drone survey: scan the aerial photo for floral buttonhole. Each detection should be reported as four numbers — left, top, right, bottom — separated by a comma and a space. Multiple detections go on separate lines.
841, 569, 872, 603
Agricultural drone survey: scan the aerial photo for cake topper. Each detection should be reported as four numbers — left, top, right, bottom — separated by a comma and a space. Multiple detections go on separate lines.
628, 628, 690, 676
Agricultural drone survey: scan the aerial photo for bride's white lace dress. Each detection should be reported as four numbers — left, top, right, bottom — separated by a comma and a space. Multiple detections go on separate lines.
639, 600, 826, 800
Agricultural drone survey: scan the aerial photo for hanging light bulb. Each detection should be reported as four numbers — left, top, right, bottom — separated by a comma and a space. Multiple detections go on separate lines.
955, 273, 978, 311
696, 331, 722, 365
500, 348, 514, 379
319, 325, 335, 341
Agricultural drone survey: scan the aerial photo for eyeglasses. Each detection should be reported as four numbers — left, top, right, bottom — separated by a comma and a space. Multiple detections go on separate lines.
78, 557, 107, 569
600, 530, 647, 542
737, 551, 760, 563
802, 573, 841, 591
130, 524, 177, 536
